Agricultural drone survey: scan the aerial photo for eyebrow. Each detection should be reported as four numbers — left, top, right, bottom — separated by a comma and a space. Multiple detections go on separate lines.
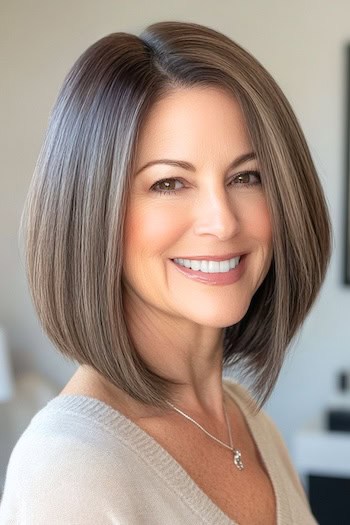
135, 151, 257, 176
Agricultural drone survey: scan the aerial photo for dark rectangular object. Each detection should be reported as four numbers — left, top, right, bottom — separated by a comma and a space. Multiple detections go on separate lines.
327, 409, 350, 431
308, 474, 350, 524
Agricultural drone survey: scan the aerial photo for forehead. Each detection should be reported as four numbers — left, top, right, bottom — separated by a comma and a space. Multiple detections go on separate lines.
135, 87, 252, 165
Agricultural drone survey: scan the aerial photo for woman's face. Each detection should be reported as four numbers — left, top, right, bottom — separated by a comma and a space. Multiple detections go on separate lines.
122, 87, 273, 328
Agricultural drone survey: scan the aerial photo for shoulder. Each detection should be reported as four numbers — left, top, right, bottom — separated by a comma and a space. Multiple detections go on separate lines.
0, 395, 150, 524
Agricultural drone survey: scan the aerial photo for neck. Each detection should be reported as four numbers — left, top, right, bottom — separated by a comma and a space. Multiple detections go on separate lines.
123, 296, 227, 420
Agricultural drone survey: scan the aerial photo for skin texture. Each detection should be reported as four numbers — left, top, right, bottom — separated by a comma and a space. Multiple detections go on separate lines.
121, 86, 273, 416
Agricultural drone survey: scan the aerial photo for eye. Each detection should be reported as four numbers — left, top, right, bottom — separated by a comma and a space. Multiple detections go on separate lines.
150, 178, 184, 195
231, 170, 261, 186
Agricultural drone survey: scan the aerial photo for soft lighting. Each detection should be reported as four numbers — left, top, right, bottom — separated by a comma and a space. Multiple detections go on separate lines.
0, 327, 14, 402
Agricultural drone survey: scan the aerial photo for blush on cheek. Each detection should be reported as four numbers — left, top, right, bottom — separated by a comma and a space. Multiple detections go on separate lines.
248, 201, 272, 241
129, 204, 189, 256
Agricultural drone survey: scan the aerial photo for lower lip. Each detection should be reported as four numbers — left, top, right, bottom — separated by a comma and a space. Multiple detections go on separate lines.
170, 256, 246, 285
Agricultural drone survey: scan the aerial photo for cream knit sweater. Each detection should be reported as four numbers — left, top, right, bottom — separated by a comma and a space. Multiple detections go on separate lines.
0, 381, 317, 524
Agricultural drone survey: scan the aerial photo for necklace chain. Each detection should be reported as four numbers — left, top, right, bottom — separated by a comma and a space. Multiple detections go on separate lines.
165, 398, 244, 470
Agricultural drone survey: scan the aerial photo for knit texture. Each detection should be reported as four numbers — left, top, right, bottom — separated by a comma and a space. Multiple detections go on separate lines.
0, 381, 317, 524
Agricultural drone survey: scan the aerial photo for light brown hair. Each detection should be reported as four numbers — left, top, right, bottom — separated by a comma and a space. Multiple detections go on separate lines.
21, 21, 331, 407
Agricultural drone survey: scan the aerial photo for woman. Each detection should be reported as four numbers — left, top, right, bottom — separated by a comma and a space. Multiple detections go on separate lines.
0, 21, 330, 524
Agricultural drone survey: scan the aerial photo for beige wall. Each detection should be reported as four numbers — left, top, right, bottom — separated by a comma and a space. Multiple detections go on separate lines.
1, 0, 350, 453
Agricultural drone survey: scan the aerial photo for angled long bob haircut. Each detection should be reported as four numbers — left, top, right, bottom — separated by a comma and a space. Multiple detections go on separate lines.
21, 21, 331, 407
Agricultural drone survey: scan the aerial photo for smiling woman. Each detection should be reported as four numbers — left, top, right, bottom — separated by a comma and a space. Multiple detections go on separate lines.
123, 87, 273, 333
0, 21, 330, 525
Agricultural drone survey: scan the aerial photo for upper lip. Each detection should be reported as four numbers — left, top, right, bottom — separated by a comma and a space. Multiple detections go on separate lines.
171, 253, 245, 262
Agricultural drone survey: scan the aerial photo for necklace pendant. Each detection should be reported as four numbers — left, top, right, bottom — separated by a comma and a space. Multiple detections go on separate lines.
233, 449, 244, 470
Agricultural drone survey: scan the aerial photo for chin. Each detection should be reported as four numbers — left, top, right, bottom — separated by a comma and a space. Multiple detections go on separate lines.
185, 303, 251, 329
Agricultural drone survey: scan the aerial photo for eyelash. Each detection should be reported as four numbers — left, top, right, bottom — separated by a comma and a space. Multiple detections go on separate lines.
150, 170, 262, 196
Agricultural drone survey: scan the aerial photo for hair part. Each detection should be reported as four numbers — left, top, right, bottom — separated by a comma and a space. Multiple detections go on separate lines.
21, 21, 331, 407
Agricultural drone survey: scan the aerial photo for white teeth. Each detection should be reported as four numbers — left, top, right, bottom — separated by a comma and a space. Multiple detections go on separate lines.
220, 260, 230, 272
191, 260, 201, 271
173, 256, 241, 273
229, 258, 237, 269
208, 261, 220, 273
200, 260, 209, 273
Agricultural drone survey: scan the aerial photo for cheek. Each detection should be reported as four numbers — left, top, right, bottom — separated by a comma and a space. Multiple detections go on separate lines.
243, 198, 273, 291
124, 200, 188, 258
246, 196, 273, 245
259, 211, 273, 248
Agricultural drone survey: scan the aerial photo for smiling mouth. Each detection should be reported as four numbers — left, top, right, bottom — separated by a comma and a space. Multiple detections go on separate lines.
171, 255, 241, 273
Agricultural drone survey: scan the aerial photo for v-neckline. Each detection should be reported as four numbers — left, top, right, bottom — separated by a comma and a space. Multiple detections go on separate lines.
49, 381, 292, 525
52, 380, 290, 524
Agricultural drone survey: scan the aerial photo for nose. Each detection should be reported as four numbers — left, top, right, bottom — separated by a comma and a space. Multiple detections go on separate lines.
192, 187, 240, 241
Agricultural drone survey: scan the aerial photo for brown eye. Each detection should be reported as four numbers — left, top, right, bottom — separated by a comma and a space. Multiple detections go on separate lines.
151, 178, 184, 194
231, 171, 261, 186
157, 180, 177, 191
236, 173, 250, 184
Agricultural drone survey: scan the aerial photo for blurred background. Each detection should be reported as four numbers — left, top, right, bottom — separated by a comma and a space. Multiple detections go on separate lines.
1, 0, 350, 521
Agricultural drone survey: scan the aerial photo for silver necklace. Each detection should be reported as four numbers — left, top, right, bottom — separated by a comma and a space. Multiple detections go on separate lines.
166, 399, 244, 471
